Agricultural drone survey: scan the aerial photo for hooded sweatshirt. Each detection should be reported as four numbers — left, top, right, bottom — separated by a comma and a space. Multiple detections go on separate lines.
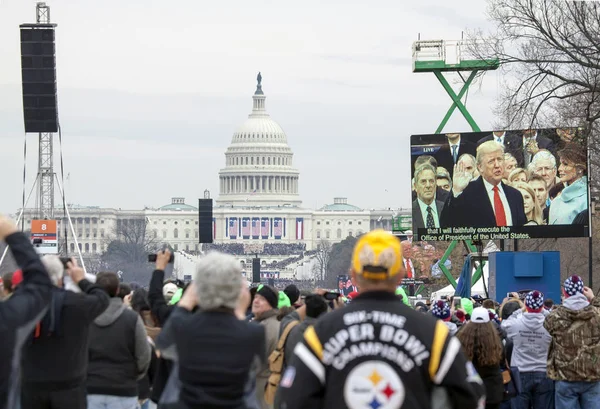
87, 297, 151, 397
444, 320, 458, 336
544, 293, 600, 382
501, 309, 551, 372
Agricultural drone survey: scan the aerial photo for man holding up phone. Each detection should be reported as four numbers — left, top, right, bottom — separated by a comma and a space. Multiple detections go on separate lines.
20, 255, 110, 409
0, 215, 54, 409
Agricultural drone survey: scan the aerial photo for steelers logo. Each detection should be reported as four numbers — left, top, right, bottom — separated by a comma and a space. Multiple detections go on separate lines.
343, 361, 405, 409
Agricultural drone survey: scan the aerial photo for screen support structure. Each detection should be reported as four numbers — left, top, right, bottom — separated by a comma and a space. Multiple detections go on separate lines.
35, 2, 55, 221
395, 38, 501, 295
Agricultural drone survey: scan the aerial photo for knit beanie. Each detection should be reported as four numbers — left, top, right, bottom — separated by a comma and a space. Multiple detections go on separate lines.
278, 291, 291, 308
431, 300, 451, 321
525, 290, 544, 312
461, 298, 474, 316
283, 284, 300, 305
488, 309, 500, 325
564, 275, 584, 297
169, 288, 183, 305
257, 285, 278, 309
395, 286, 411, 307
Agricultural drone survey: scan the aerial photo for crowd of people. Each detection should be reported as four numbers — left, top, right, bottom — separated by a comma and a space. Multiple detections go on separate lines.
1, 215, 599, 409
202, 243, 307, 257
411, 129, 588, 232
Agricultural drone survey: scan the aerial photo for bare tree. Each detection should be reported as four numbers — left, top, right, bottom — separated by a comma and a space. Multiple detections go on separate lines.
102, 217, 159, 283
313, 239, 332, 283
469, 0, 600, 189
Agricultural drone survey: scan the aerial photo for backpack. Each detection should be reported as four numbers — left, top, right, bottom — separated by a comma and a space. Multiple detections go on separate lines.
265, 320, 300, 404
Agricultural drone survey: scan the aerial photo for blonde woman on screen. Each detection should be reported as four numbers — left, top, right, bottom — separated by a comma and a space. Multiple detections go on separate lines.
508, 168, 529, 186
514, 182, 544, 225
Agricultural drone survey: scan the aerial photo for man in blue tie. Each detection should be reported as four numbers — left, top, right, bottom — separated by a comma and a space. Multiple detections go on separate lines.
434, 133, 476, 180
477, 130, 523, 166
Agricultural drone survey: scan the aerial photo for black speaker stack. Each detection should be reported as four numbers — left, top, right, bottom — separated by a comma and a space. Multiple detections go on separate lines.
20, 24, 58, 133
198, 199, 213, 244
252, 258, 261, 283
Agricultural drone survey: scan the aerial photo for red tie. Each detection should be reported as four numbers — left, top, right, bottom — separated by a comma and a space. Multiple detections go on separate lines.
493, 186, 507, 226
405, 259, 413, 278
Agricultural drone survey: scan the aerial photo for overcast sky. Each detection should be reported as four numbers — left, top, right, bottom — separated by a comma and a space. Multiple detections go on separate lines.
0, 0, 501, 215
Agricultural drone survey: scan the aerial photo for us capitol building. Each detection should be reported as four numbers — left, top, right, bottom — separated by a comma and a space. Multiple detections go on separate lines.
20, 74, 410, 278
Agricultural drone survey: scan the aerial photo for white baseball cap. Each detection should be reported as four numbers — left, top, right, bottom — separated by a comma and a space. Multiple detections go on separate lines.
470, 307, 491, 323
163, 283, 178, 297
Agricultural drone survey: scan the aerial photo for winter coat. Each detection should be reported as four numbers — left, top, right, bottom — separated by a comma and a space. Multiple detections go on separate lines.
0, 233, 53, 409
253, 309, 280, 409
549, 176, 587, 224
544, 294, 600, 381
87, 297, 151, 396
502, 309, 551, 373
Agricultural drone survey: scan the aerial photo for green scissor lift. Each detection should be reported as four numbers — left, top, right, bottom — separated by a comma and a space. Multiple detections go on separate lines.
393, 39, 500, 295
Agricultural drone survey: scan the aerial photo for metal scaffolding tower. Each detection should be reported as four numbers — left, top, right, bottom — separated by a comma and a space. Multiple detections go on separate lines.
35, 2, 55, 220
393, 38, 500, 295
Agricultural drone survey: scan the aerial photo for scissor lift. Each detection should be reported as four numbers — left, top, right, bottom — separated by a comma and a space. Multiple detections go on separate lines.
393, 38, 500, 295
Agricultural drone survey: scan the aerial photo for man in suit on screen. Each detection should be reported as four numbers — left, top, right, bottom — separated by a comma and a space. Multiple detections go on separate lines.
411, 155, 450, 203
440, 140, 527, 228
519, 128, 556, 168
412, 164, 444, 232
477, 130, 524, 166
434, 133, 477, 179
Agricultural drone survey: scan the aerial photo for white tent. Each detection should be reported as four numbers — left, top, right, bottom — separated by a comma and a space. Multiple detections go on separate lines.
430, 258, 491, 301
430, 241, 499, 301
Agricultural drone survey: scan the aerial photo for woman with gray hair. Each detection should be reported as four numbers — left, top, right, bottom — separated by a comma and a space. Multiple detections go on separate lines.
155, 252, 265, 409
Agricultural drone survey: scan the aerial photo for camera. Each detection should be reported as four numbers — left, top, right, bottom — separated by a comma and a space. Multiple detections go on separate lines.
148, 254, 175, 263
60, 257, 72, 269
323, 291, 341, 301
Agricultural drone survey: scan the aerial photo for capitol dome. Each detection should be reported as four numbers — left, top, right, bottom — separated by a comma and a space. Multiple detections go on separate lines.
216, 73, 301, 207
159, 197, 198, 211
320, 197, 362, 211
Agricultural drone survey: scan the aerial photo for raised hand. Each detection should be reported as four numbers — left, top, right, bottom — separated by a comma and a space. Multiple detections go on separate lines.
65, 258, 86, 284
156, 250, 171, 271
452, 162, 472, 194
583, 286, 594, 302
0, 215, 18, 241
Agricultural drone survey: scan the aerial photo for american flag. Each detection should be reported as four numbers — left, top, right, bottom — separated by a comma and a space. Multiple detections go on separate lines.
252, 218, 260, 238
242, 218, 251, 237
229, 219, 238, 238
274, 218, 282, 238
261, 219, 269, 238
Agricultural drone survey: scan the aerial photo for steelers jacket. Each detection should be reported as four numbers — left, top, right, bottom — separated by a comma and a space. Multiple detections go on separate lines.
277, 291, 486, 409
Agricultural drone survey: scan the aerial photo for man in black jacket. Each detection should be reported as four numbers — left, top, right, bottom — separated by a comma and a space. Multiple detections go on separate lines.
278, 229, 486, 409
0, 215, 53, 409
434, 133, 477, 179
87, 272, 151, 409
147, 250, 176, 404
20, 256, 110, 409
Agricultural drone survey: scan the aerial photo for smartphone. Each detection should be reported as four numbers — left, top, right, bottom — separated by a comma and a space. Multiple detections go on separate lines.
507, 292, 514, 298
453, 296, 462, 308
323, 291, 341, 301
148, 254, 175, 263
60, 257, 72, 268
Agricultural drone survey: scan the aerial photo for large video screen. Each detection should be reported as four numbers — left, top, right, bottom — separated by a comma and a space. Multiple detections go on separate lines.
410, 128, 590, 241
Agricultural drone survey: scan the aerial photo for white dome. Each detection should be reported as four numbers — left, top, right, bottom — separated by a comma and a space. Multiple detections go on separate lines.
232, 116, 288, 144
216, 73, 301, 208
